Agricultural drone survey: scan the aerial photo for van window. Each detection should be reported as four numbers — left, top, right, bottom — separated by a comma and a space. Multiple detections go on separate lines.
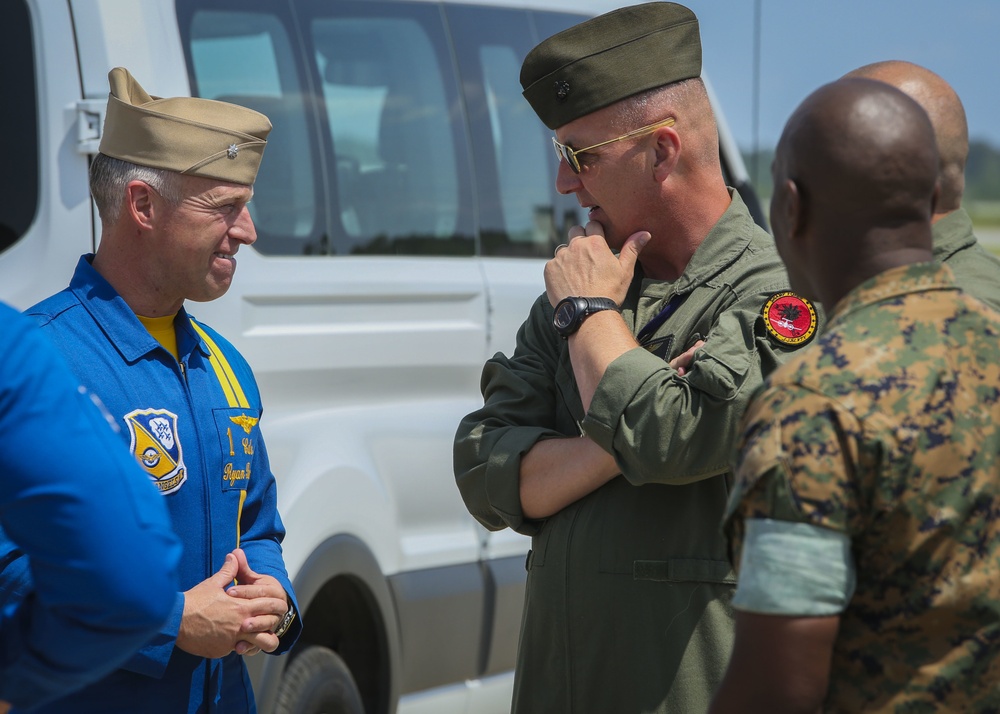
178, 0, 475, 257
308, 8, 469, 255
446, 5, 553, 257
177, 0, 590, 259
1, 0, 38, 254
445, 4, 588, 257
185, 7, 326, 255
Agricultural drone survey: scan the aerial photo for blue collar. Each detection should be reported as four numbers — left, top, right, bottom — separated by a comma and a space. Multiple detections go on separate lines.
68, 255, 208, 364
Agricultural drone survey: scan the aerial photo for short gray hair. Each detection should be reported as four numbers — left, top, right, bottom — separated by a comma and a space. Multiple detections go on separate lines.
614, 79, 720, 169
90, 153, 183, 224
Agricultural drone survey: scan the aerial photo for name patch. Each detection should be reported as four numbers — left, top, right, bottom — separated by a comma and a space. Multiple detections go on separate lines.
215, 409, 259, 491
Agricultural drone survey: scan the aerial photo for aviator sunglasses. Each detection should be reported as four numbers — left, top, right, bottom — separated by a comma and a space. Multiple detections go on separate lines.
551, 117, 677, 173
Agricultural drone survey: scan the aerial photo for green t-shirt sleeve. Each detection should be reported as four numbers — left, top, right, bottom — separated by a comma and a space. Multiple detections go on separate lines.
732, 518, 855, 616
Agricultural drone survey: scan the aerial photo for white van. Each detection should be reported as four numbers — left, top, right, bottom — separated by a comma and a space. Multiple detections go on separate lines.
2, 1, 764, 712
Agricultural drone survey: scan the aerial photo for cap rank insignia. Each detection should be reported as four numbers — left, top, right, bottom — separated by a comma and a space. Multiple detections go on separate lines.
762, 292, 817, 347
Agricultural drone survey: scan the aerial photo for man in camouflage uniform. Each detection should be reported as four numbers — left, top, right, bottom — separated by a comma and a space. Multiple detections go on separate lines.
710, 77, 1000, 712
846, 60, 1000, 310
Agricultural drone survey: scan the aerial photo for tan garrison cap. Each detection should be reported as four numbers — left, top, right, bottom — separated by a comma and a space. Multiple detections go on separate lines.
520, 2, 702, 130
98, 67, 271, 186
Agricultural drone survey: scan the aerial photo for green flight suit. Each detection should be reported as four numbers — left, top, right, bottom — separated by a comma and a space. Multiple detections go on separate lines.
454, 193, 808, 714
933, 207, 1000, 311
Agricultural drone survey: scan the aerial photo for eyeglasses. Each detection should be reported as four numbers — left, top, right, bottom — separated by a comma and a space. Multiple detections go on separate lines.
551, 117, 676, 174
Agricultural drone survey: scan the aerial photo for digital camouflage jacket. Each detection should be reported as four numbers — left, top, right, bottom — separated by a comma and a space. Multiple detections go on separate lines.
727, 262, 1000, 712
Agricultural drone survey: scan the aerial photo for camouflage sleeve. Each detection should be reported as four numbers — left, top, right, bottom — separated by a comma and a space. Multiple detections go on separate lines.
724, 382, 866, 567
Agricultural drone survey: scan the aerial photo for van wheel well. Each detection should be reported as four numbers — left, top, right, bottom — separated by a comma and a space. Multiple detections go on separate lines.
292, 574, 390, 714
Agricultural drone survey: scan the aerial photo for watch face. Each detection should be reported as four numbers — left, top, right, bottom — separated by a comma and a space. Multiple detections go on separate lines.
553, 299, 578, 331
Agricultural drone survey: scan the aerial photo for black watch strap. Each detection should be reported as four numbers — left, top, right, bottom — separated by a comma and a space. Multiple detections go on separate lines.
553, 296, 621, 338
582, 297, 620, 314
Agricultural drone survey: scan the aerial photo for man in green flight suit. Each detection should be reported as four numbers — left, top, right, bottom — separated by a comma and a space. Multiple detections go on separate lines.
711, 78, 1000, 712
845, 60, 1000, 310
453, 3, 816, 713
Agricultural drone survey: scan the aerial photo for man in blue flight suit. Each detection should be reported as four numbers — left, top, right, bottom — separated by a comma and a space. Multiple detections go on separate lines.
0, 303, 182, 712
10, 67, 302, 713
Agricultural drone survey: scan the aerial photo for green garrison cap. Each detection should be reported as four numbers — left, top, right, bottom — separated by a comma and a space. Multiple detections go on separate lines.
98, 67, 271, 186
520, 2, 702, 130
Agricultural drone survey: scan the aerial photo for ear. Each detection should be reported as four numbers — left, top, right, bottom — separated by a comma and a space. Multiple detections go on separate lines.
930, 179, 940, 217
651, 126, 681, 182
784, 178, 805, 238
124, 180, 156, 231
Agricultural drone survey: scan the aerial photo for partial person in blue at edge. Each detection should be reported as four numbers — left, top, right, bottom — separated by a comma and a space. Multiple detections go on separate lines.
7, 67, 302, 713
0, 303, 182, 713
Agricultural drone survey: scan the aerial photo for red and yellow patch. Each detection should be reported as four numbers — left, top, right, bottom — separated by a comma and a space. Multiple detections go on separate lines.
762, 292, 817, 346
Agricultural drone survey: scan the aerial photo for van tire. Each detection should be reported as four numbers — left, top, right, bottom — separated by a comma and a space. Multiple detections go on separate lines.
274, 645, 364, 714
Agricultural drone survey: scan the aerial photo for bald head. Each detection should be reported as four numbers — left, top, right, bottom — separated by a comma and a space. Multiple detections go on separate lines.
778, 77, 938, 227
845, 61, 968, 212
770, 78, 938, 305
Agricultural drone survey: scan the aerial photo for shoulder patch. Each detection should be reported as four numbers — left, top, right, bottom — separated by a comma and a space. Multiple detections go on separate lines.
762, 292, 817, 347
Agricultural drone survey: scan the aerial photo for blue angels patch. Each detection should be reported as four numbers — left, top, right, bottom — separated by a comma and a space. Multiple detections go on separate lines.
125, 408, 187, 494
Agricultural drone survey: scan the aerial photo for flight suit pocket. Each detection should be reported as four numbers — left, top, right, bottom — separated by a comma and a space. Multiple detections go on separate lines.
598, 479, 733, 575
213, 408, 260, 492
685, 311, 755, 400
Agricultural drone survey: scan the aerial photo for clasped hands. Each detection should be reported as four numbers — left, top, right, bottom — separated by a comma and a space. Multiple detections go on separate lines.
177, 548, 289, 659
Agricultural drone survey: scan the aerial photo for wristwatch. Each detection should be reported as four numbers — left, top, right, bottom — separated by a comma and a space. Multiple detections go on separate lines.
274, 603, 297, 638
552, 296, 620, 338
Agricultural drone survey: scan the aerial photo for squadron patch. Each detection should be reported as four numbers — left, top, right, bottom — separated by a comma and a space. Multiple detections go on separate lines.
125, 408, 187, 494
762, 292, 817, 347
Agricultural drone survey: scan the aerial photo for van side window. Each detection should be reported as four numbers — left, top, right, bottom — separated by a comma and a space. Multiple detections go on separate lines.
178, 0, 475, 257
0, 0, 38, 255
177, 0, 594, 260
308, 9, 469, 255
184, 7, 325, 255
446, 4, 588, 257
447, 5, 555, 257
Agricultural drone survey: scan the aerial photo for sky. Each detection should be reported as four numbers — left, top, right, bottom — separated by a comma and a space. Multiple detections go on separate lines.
681, 0, 999, 154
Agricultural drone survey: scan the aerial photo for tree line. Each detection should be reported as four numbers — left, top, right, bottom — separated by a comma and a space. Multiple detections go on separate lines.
744, 140, 1000, 206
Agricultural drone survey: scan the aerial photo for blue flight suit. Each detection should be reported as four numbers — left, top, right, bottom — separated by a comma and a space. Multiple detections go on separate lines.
0, 302, 181, 710
14, 256, 302, 713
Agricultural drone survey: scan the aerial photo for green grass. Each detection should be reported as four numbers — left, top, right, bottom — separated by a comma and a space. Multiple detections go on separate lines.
968, 201, 1000, 228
